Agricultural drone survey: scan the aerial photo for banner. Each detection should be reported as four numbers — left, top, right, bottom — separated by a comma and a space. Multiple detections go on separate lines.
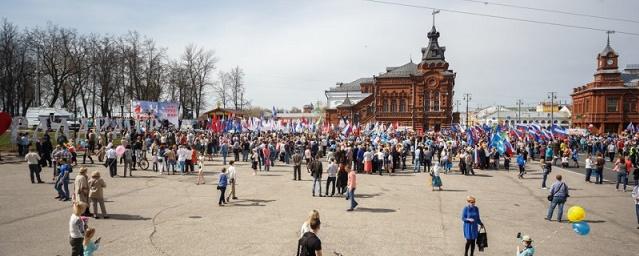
131, 100, 179, 126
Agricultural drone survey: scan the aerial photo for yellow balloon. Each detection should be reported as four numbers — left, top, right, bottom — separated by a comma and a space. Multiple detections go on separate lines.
567, 206, 586, 222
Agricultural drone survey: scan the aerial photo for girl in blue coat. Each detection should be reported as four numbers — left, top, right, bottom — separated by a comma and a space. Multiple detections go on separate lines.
462, 196, 484, 256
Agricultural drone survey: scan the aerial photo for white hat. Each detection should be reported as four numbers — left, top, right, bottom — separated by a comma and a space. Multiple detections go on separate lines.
522, 235, 533, 242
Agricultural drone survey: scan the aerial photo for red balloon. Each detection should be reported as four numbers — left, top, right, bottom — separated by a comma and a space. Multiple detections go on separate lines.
0, 112, 11, 136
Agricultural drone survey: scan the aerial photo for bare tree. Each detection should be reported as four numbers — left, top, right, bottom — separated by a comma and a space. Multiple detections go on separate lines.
215, 71, 230, 109
228, 66, 246, 110
182, 44, 216, 118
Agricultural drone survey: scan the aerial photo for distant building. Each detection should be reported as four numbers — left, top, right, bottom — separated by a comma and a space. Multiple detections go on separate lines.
324, 24, 456, 132
472, 104, 571, 128
571, 37, 639, 134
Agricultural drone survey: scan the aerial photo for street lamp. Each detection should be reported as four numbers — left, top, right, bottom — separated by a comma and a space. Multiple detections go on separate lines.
463, 93, 472, 128
547, 92, 557, 128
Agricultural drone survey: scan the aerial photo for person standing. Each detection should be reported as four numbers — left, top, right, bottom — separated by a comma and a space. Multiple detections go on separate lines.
217, 168, 228, 206
310, 156, 323, 197
363, 149, 373, 174
336, 163, 348, 196
346, 167, 358, 211
431, 163, 443, 191
632, 185, 639, 229
226, 161, 238, 202
88, 171, 108, 219
220, 141, 229, 166
325, 159, 337, 197
614, 156, 630, 192
297, 219, 322, 256
546, 175, 569, 222
595, 153, 605, 184
25, 149, 44, 183
69, 202, 87, 256
461, 196, 484, 256
74, 167, 91, 217
414, 146, 422, 173
177, 145, 188, 175
584, 154, 593, 183
516, 235, 535, 256
105, 145, 117, 177
292, 150, 303, 181
122, 145, 133, 177
540, 158, 551, 189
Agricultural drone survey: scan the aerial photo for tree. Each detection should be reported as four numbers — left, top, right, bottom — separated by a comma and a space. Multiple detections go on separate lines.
215, 71, 230, 109
182, 44, 216, 118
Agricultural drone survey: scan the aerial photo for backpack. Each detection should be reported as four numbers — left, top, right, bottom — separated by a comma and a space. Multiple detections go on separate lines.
297, 232, 313, 256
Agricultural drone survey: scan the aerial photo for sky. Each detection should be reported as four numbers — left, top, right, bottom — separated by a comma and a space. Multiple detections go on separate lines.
2, 0, 638, 110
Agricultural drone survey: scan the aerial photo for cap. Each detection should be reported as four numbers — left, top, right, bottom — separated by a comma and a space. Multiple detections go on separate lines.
522, 235, 532, 242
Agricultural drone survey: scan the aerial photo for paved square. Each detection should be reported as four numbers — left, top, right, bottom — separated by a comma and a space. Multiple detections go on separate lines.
0, 158, 637, 255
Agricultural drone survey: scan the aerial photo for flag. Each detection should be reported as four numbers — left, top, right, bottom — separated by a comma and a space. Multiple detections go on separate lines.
342, 122, 352, 136
627, 123, 636, 133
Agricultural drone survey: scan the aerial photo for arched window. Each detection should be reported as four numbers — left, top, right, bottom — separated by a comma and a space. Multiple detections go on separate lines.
399, 99, 406, 112
433, 91, 440, 111
390, 99, 397, 112
424, 91, 430, 112
383, 99, 389, 112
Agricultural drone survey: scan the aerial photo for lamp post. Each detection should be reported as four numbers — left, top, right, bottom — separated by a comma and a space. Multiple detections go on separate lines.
548, 92, 557, 128
516, 99, 523, 123
463, 93, 471, 128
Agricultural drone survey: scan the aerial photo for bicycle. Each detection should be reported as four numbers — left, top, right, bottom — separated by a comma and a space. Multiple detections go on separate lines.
135, 150, 149, 170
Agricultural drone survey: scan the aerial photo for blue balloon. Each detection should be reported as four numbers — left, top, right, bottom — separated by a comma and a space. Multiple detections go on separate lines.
572, 221, 590, 236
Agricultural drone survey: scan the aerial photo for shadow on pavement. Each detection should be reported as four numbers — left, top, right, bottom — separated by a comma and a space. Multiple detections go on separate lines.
357, 193, 383, 198
585, 220, 606, 223
354, 207, 396, 213
441, 189, 467, 192
228, 198, 276, 207
106, 214, 151, 221
473, 174, 493, 178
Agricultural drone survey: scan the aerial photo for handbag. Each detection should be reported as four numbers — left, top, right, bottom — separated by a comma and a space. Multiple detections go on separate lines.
547, 182, 564, 201
476, 226, 488, 251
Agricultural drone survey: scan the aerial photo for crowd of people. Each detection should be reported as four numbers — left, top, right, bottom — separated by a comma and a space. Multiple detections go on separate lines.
15, 121, 639, 255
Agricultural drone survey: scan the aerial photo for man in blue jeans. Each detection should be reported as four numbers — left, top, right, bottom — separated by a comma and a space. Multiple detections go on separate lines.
546, 175, 569, 222
309, 156, 323, 197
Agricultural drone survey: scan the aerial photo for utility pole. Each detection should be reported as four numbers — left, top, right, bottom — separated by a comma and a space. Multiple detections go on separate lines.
516, 99, 523, 123
463, 93, 471, 128
455, 99, 461, 113
548, 92, 557, 128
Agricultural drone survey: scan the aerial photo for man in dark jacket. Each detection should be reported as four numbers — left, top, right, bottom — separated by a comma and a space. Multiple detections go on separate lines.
310, 156, 323, 197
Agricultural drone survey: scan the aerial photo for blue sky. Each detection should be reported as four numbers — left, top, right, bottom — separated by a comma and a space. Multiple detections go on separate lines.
2, 0, 638, 109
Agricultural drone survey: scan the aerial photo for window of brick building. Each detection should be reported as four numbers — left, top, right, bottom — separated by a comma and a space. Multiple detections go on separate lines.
433, 92, 440, 111
606, 97, 618, 112
391, 99, 397, 112
424, 91, 430, 112
399, 99, 406, 112
624, 99, 635, 113
383, 99, 389, 112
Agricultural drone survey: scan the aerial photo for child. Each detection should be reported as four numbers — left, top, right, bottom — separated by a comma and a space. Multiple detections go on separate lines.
83, 227, 101, 256
430, 163, 443, 191
504, 153, 511, 171
218, 168, 228, 206
517, 153, 526, 179
561, 155, 569, 168
196, 155, 205, 185
70, 202, 88, 256
251, 148, 258, 176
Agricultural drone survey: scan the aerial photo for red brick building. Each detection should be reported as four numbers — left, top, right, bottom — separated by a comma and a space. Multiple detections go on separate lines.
325, 25, 456, 132
571, 39, 639, 134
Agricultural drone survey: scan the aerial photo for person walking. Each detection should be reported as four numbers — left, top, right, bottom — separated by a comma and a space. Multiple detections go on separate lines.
25, 148, 44, 183
74, 167, 91, 217
431, 163, 443, 191
217, 168, 228, 206
461, 196, 484, 256
69, 202, 88, 256
55, 159, 72, 201
346, 167, 358, 211
226, 161, 238, 202
310, 156, 323, 197
517, 152, 526, 179
336, 163, 348, 196
546, 175, 569, 222
292, 150, 303, 181
325, 159, 337, 197
105, 145, 117, 177
614, 156, 630, 192
88, 171, 108, 219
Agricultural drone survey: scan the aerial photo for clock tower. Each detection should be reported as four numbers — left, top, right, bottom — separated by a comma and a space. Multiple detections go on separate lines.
594, 33, 621, 83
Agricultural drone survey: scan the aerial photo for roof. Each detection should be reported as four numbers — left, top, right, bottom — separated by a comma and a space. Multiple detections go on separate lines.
337, 95, 353, 108
378, 62, 420, 78
599, 44, 617, 56
327, 77, 373, 92
622, 73, 639, 87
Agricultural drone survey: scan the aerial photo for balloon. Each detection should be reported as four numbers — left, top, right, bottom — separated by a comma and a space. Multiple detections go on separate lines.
115, 145, 125, 157
0, 112, 11, 135
567, 206, 586, 222
572, 221, 590, 236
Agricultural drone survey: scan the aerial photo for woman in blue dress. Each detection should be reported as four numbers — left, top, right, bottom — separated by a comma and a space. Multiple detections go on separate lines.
461, 196, 484, 256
